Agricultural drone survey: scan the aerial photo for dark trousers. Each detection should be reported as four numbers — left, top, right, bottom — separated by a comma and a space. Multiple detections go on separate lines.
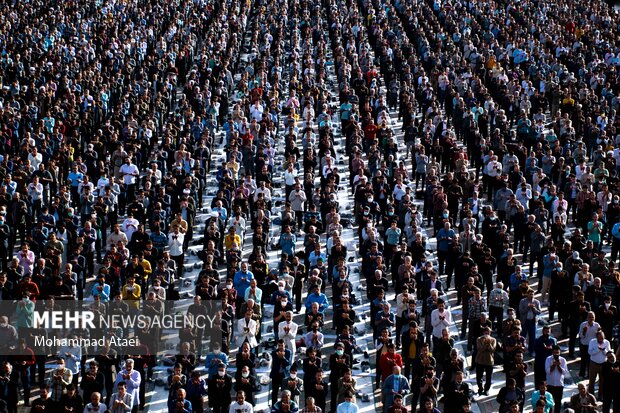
403, 358, 415, 382
534, 365, 546, 388
612, 237, 620, 263
489, 306, 504, 335
523, 319, 537, 355
547, 385, 563, 413
437, 250, 448, 275
171, 254, 184, 280
294, 211, 304, 231
579, 344, 590, 377
330, 382, 339, 412
395, 317, 404, 345
293, 281, 303, 312
461, 316, 470, 340
409, 388, 420, 412
476, 364, 493, 392
188, 396, 204, 413
568, 323, 580, 357
15, 367, 30, 402
271, 377, 282, 405
603, 391, 620, 413
30, 355, 46, 385
529, 251, 543, 284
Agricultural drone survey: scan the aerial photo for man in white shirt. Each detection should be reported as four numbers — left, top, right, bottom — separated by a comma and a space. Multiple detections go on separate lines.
28, 147, 43, 171
253, 181, 272, 204
579, 312, 600, 377
545, 346, 568, 413
588, 331, 611, 398
430, 298, 452, 347
485, 155, 503, 199
168, 225, 185, 279
392, 181, 406, 203
228, 391, 253, 413
249, 102, 264, 122
97, 174, 111, 197
278, 311, 298, 359
28, 176, 44, 215
236, 308, 258, 348
283, 164, 299, 199
119, 157, 140, 202
121, 213, 140, 241
304, 322, 325, 352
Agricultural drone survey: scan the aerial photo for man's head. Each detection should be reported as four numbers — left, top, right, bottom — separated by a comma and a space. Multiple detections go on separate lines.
91, 392, 101, 405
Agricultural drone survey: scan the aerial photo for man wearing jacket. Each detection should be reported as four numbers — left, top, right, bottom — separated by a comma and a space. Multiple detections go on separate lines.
270, 340, 292, 405
401, 323, 424, 382
382, 366, 410, 413
475, 327, 496, 396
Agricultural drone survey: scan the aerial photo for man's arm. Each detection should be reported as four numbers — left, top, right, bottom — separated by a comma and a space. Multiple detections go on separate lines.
129, 370, 141, 388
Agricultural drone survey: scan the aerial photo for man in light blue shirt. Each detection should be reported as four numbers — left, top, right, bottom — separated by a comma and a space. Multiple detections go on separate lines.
279, 226, 297, 257
59, 337, 82, 381
308, 244, 327, 268
244, 279, 263, 303
1, 176, 17, 197
530, 381, 554, 413
336, 392, 359, 413
234, 263, 254, 298
204, 343, 229, 378
610, 221, 620, 262
114, 359, 141, 409
382, 366, 410, 412
91, 274, 111, 302
385, 221, 401, 248
305, 285, 329, 312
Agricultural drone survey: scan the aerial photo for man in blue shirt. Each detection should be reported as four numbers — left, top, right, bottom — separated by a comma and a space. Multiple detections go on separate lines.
541, 250, 559, 305
382, 366, 410, 413
336, 392, 359, 413
170, 388, 192, 413
308, 244, 326, 268
510, 266, 528, 292
204, 343, 228, 378
1, 175, 17, 197
67, 165, 84, 201
279, 225, 297, 257
305, 285, 329, 312
436, 222, 455, 274
233, 263, 254, 298
91, 274, 111, 302
222, 118, 239, 146
611, 220, 620, 262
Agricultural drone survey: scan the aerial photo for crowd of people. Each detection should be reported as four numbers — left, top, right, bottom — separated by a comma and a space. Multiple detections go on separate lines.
0, 0, 619, 411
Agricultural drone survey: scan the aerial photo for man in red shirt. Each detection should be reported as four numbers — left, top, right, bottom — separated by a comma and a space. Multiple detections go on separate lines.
379, 343, 404, 381
364, 119, 378, 150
